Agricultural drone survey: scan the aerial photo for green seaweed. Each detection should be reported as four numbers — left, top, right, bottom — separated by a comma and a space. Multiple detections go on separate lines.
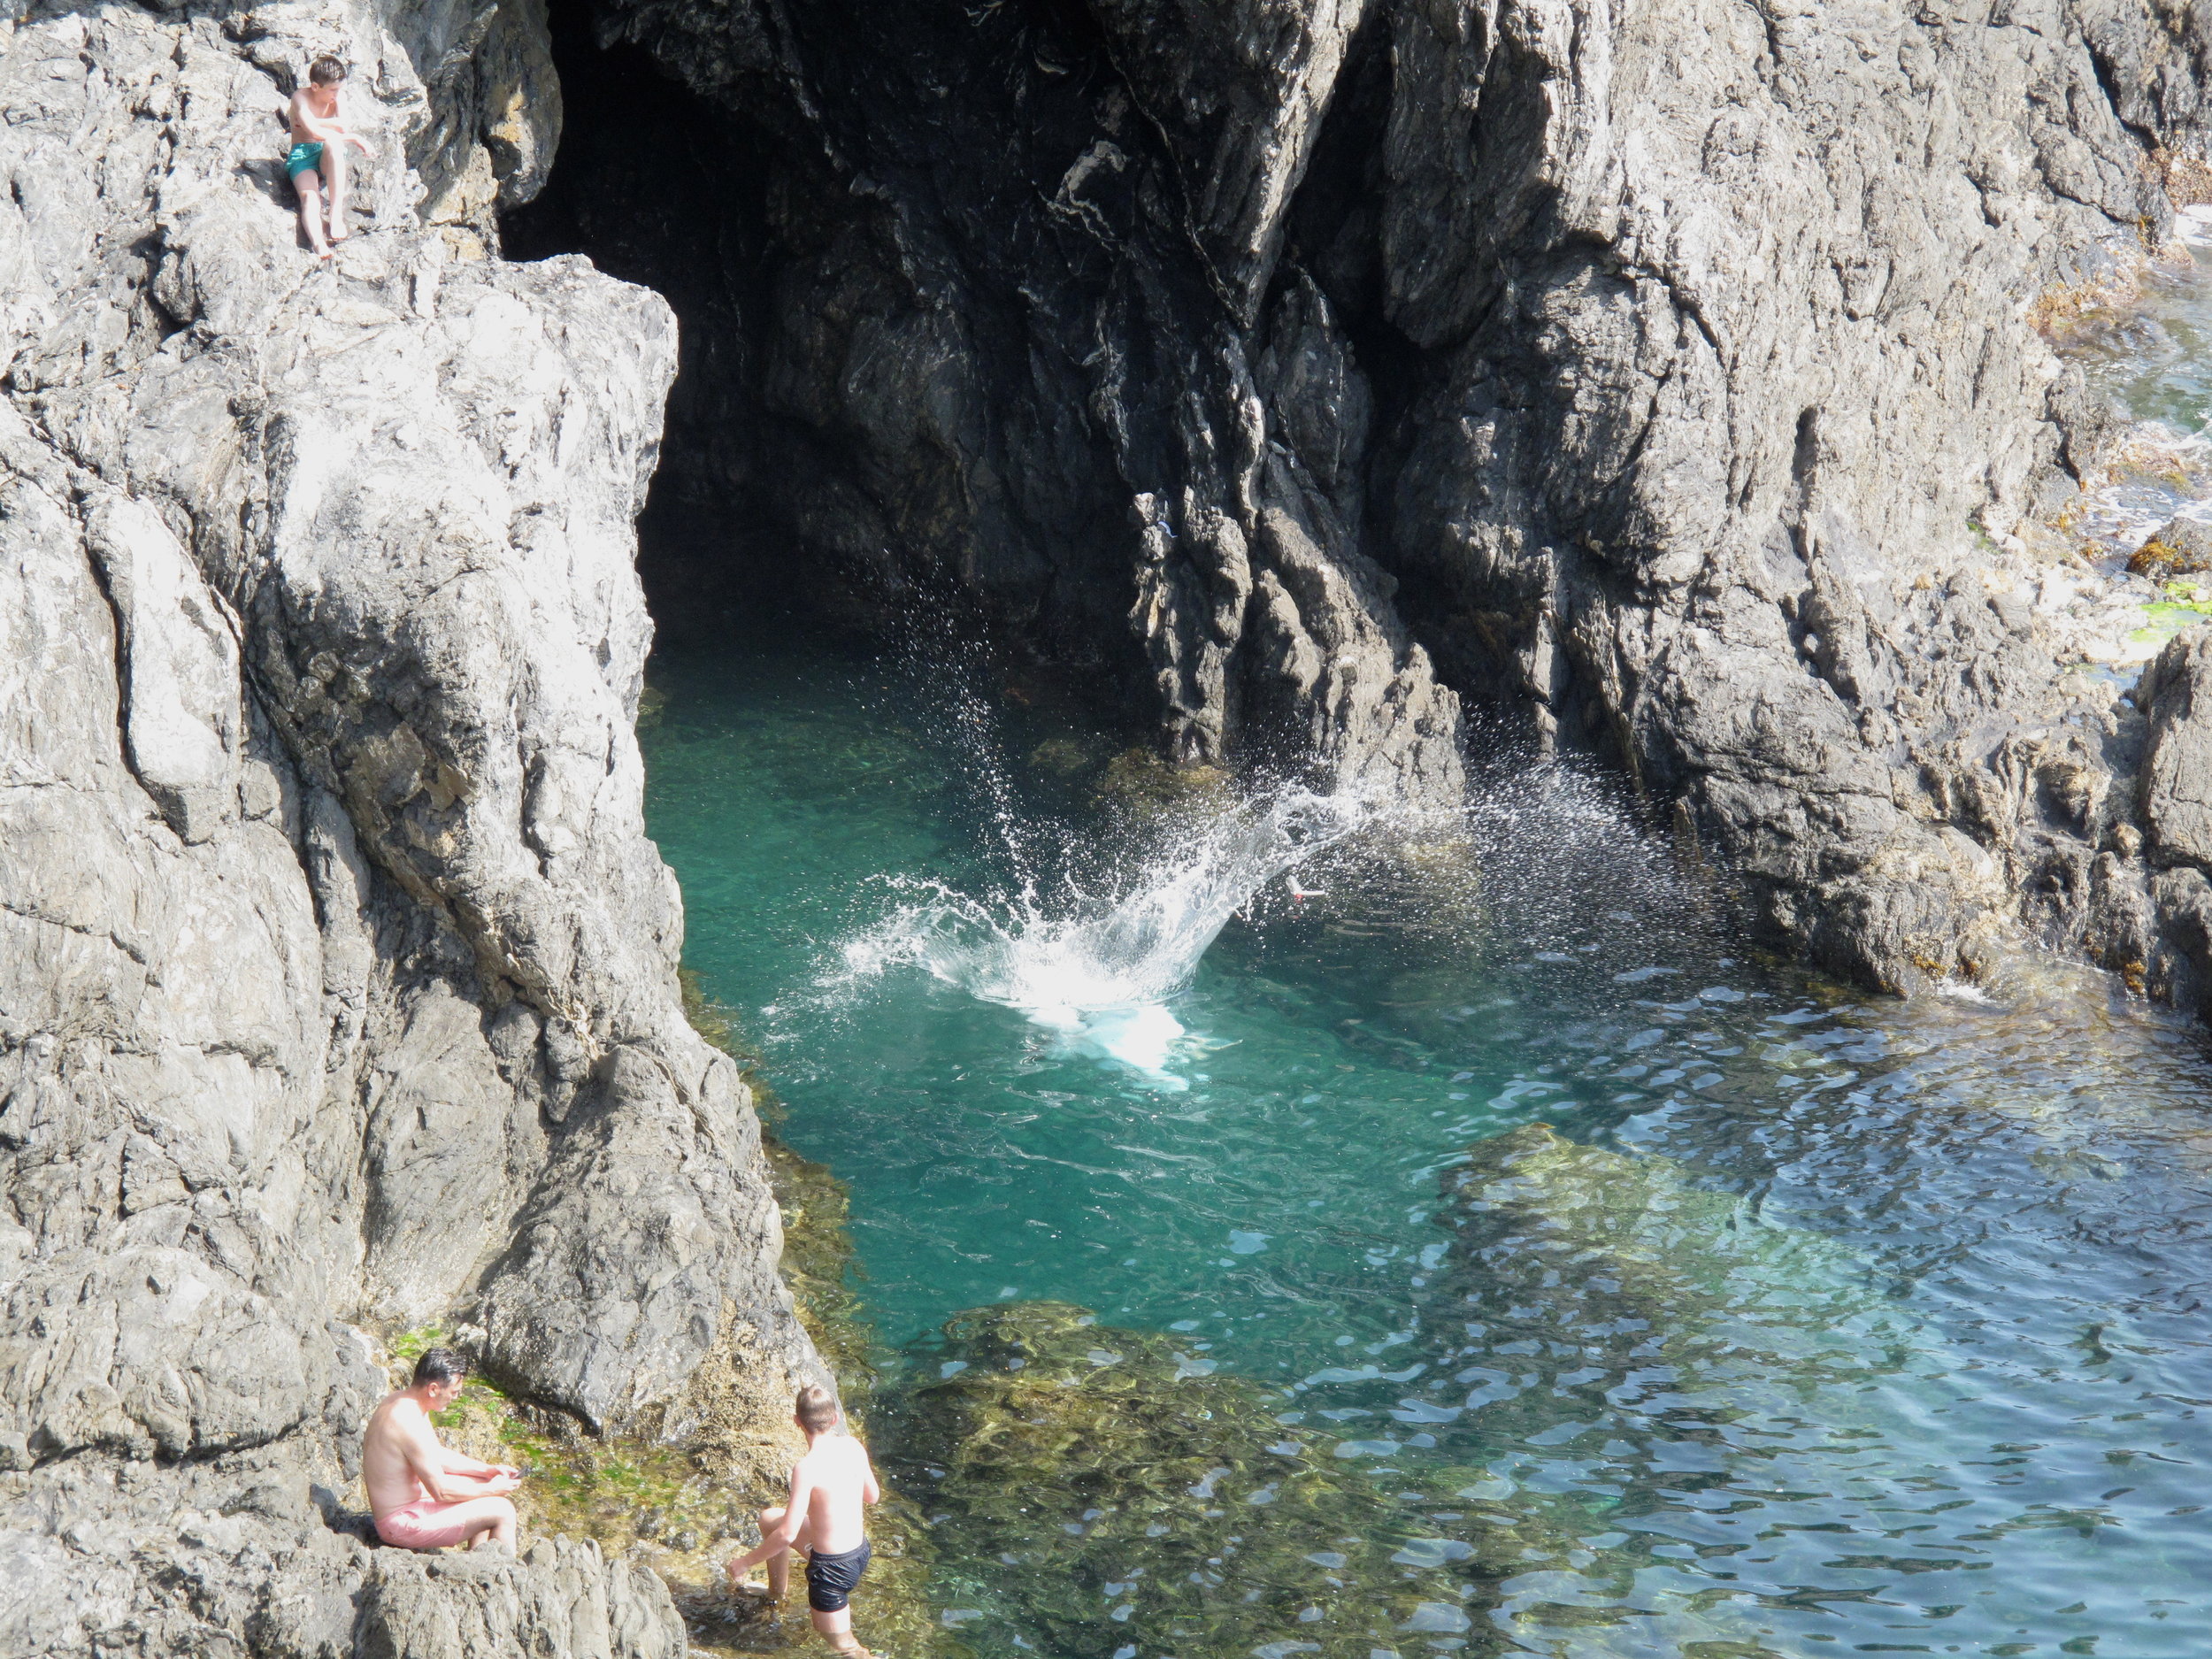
885, 1301, 1581, 1659
2126, 579, 2212, 647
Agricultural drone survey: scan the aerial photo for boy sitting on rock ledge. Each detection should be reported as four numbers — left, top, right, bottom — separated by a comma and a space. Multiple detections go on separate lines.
287, 55, 373, 260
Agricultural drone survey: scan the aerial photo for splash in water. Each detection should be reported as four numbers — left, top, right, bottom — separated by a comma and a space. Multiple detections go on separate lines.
832, 786, 1370, 1081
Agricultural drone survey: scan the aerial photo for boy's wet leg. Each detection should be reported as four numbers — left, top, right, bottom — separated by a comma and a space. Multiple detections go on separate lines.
295, 169, 330, 258
730, 1503, 795, 1606
326, 142, 350, 241
810, 1604, 873, 1659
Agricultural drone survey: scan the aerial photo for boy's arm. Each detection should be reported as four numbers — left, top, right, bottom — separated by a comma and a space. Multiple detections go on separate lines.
290, 91, 373, 152
861, 1450, 881, 1506
727, 1468, 812, 1576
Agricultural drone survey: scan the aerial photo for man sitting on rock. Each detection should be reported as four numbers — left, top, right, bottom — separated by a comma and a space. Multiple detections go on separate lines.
726, 1384, 881, 1658
286, 55, 373, 260
363, 1347, 524, 1552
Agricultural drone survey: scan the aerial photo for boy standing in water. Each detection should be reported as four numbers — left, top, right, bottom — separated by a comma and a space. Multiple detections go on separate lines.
727, 1384, 881, 1658
287, 56, 373, 259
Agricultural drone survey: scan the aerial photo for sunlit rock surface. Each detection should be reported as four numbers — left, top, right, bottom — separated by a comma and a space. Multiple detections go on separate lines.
19, 0, 2212, 1645
0, 0, 817, 1649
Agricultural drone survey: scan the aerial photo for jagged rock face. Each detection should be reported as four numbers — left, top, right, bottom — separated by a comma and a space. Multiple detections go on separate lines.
0, 0, 817, 1650
557, 0, 2212, 997
1372, 0, 2177, 992
539, 0, 1466, 802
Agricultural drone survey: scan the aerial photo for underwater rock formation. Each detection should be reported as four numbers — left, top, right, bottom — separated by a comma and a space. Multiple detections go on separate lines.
0, 0, 818, 1649
526, 0, 2212, 1003
1433, 1125, 1892, 1434
887, 1300, 1572, 1659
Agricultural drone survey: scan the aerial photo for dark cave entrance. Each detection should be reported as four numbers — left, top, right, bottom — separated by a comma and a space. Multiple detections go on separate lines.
500, 0, 1161, 731
500, 0, 793, 646
499, 0, 1544, 769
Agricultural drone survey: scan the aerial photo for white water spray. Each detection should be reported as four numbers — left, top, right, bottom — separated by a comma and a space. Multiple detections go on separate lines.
831, 785, 1370, 1081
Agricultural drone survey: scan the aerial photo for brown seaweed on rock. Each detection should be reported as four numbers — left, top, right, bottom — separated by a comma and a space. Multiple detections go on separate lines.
884, 1302, 1580, 1659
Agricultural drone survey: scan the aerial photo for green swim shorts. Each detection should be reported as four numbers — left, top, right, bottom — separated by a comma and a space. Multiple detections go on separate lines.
285, 141, 325, 180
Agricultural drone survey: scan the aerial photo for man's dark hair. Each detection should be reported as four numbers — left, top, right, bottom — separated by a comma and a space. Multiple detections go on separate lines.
308, 56, 346, 85
795, 1383, 840, 1432
412, 1347, 466, 1388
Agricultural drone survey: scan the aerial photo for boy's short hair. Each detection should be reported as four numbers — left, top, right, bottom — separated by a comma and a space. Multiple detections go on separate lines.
308, 56, 346, 85
412, 1347, 466, 1388
795, 1383, 841, 1432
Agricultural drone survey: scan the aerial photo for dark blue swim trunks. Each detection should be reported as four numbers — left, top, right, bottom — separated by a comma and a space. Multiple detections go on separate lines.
805, 1540, 871, 1613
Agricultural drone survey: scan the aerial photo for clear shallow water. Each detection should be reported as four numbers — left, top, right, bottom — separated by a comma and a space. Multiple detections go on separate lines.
644, 629, 2212, 1657
2063, 219, 2212, 566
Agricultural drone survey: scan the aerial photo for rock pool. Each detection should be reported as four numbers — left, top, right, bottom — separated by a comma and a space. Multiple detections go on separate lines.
644, 626, 2212, 1658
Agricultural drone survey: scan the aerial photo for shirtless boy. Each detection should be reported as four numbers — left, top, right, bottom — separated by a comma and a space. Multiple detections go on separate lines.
286, 56, 373, 259
362, 1348, 523, 1552
726, 1385, 881, 1658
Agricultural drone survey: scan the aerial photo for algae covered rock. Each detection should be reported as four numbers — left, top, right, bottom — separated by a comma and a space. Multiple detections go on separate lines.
1437, 1125, 1889, 1432
887, 1302, 1569, 1659
2130, 518, 2212, 578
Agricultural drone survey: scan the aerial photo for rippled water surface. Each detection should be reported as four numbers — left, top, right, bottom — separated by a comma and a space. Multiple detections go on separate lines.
643, 626, 2212, 1657
2064, 223, 2212, 562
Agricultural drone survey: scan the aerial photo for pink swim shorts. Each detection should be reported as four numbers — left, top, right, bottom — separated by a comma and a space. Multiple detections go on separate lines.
376, 1497, 495, 1550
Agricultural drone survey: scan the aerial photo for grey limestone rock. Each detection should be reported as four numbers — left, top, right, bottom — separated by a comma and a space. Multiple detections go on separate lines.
2141, 626, 2212, 869
2122, 624, 2212, 1011
0, 0, 818, 1649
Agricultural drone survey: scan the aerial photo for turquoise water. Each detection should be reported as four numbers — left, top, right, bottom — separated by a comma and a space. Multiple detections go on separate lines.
645, 628, 2212, 1657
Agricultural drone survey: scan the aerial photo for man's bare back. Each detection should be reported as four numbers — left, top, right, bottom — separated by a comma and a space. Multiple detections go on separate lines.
785, 1432, 874, 1555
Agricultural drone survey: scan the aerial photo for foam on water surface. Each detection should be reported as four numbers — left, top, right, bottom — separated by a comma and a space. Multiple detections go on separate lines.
827, 783, 1370, 1086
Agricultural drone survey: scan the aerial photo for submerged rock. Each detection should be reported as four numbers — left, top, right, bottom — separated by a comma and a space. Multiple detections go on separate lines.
1435, 1125, 1892, 1432
887, 1301, 1572, 1659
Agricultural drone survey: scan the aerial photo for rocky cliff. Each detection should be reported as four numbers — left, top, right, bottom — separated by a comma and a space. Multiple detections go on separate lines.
519, 0, 2212, 1009
18, 0, 2212, 1648
0, 0, 818, 1651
